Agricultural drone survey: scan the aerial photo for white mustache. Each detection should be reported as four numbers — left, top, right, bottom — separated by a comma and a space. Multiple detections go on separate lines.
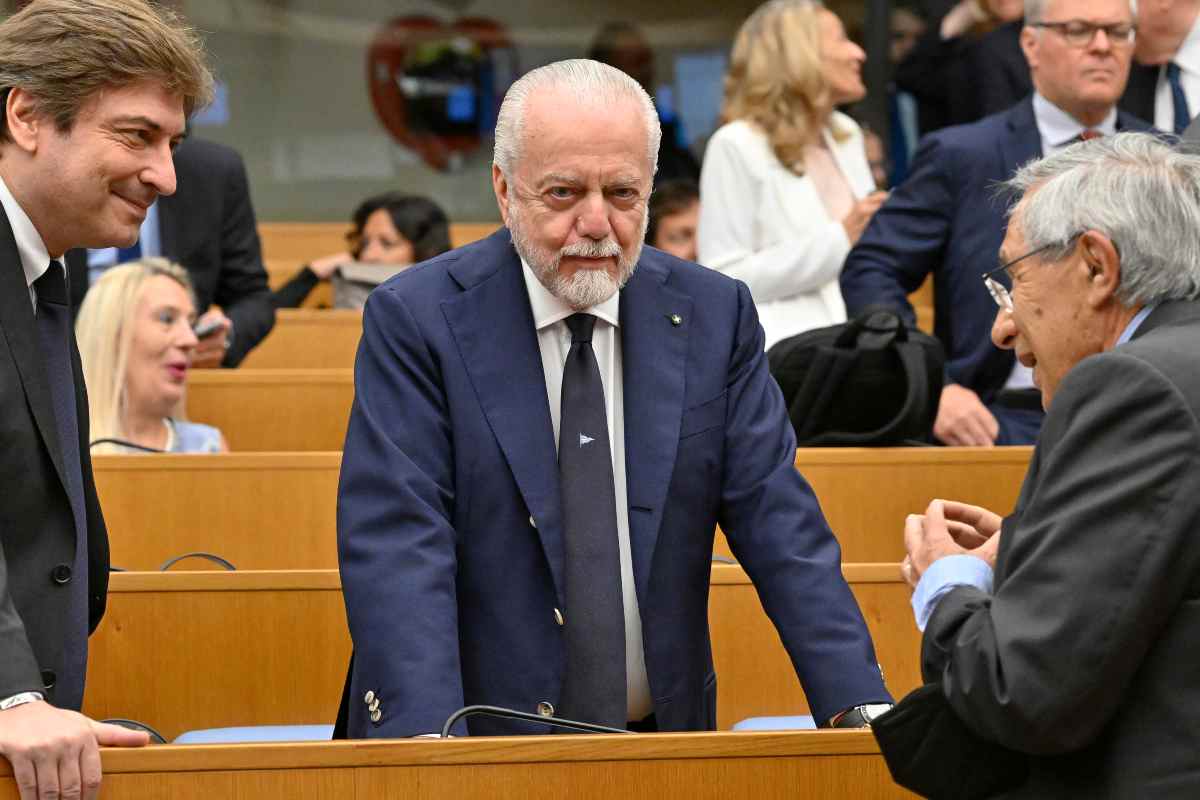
559, 239, 622, 259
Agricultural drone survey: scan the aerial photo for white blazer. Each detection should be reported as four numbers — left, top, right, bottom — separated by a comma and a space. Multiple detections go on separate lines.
697, 113, 876, 350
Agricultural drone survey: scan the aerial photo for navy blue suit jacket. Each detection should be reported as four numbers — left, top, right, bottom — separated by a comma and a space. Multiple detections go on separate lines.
840, 98, 1152, 442
337, 228, 890, 738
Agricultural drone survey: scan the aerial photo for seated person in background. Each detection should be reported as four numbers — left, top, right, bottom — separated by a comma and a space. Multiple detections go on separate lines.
698, 0, 888, 349
841, 0, 1148, 447
76, 259, 227, 454
272, 193, 450, 309
68, 137, 276, 368
645, 180, 699, 261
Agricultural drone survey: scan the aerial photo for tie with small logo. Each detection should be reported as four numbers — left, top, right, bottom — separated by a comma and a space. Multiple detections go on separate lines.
1167, 62, 1192, 135
33, 262, 89, 711
557, 313, 626, 729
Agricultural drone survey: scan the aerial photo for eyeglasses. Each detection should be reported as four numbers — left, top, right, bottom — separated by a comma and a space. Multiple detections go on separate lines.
982, 232, 1087, 311
1031, 19, 1136, 47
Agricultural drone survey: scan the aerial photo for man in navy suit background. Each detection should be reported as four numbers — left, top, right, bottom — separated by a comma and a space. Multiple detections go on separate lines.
337, 59, 891, 738
841, 0, 1149, 446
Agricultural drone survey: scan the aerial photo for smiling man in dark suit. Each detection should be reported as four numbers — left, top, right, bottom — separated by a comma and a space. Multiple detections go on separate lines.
842, 0, 1149, 447
899, 132, 1200, 798
337, 59, 891, 738
0, 1, 212, 797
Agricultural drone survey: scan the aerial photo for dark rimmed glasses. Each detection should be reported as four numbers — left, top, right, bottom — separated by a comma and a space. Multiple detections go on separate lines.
1030, 20, 1136, 48
982, 232, 1086, 311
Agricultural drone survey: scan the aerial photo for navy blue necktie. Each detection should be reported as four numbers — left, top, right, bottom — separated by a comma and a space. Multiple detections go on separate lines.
1167, 62, 1191, 135
34, 263, 89, 711
116, 239, 142, 265
556, 313, 626, 729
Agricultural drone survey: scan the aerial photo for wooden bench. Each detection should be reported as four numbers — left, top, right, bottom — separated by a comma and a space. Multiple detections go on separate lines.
93, 448, 1032, 569
239, 309, 362, 369
81, 565, 919, 739
185, 370, 352, 451
0, 731, 912, 798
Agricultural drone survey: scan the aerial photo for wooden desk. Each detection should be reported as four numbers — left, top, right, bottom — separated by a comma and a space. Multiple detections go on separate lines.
93, 448, 1031, 567
185, 369, 353, 451
94, 453, 340, 571
0, 731, 915, 799
717, 447, 1031, 563
81, 565, 918, 740
239, 309, 362, 369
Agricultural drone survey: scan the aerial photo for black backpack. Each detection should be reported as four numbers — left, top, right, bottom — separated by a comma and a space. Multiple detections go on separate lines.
767, 308, 945, 446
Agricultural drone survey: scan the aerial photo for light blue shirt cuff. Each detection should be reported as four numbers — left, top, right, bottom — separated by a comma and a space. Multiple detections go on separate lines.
911, 555, 994, 632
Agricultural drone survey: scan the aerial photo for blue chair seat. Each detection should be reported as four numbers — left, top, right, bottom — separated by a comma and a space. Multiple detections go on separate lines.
174, 725, 334, 744
732, 715, 816, 731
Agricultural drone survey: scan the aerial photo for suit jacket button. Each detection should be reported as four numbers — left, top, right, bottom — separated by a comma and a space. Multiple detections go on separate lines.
537, 701, 554, 717
370, 709, 382, 723
50, 564, 72, 584
553, 608, 564, 626
41, 670, 56, 690
364, 690, 375, 705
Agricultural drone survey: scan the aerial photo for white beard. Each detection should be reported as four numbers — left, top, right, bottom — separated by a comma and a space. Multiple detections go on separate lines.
508, 200, 646, 310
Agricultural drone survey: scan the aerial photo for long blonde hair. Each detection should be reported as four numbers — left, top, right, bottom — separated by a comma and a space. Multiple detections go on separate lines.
76, 258, 194, 454
721, 0, 849, 174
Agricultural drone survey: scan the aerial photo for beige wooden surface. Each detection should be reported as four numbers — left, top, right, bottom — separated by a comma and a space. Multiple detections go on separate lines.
93, 453, 340, 571
238, 309, 362, 369
717, 447, 1031, 562
81, 565, 917, 741
185, 369, 353, 451
0, 731, 915, 799
93, 448, 1031, 567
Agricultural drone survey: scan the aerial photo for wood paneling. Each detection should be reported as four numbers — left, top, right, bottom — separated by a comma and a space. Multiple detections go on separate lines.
239, 309, 362, 369
94, 448, 1031, 567
1, 732, 917, 799
80, 565, 918, 740
185, 369, 353, 451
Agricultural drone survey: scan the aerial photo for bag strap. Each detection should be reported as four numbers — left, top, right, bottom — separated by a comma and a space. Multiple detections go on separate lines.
788, 344, 858, 443
801, 338, 931, 446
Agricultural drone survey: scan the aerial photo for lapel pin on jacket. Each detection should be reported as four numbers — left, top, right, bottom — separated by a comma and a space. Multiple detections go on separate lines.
668, 313, 683, 326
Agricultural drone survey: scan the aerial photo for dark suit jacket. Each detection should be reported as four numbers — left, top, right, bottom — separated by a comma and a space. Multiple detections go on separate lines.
974, 22, 1031, 119
0, 208, 109, 709
337, 228, 890, 738
1120, 61, 1161, 127
922, 301, 1200, 798
840, 98, 1152, 442
66, 138, 275, 366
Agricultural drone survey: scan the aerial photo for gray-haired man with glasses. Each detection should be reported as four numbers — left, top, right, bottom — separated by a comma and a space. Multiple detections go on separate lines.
894, 132, 1200, 797
842, 0, 1150, 448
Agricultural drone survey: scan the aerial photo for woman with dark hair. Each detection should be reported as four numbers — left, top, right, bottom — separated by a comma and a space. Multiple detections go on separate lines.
273, 192, 451, 308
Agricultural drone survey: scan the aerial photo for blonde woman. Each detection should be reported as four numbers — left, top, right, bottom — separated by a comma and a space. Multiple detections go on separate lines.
77, 259, 227, 454
697, 0, 888, 349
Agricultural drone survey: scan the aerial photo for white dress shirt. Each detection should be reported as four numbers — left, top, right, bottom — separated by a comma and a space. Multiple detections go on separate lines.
999, 95, 1120, 391
520, 261, 653, 723
697, 112, 877, 350
0, 174, 61, 310
1155, 15, 1200, 133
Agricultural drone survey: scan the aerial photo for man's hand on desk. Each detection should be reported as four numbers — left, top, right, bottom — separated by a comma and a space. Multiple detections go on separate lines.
0, 700, 149, 800
901, 499, 1003, 589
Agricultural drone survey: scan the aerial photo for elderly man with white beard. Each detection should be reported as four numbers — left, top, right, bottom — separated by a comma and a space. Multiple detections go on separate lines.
334, 58, 892, 739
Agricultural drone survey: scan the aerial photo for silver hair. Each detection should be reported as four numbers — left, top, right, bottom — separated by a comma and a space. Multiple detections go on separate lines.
1023, 0, 1137, 25
1003, 132, 1200, 307
493, 58, 661, 178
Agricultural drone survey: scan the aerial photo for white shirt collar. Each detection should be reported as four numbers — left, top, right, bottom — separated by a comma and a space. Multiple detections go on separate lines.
1032, 92, 1118, 149
520, 259, 621, 331
0, 173, 58, 290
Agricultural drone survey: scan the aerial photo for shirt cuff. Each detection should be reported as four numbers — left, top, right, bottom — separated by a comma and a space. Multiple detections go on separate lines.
911, 555, 994, 632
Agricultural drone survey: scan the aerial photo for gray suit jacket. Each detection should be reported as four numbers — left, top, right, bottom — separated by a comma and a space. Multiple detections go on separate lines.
922, 300, 1200, 797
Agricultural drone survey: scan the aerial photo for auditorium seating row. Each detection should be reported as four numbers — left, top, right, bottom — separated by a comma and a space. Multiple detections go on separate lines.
79, 564, 917, 740
94, 447, 1030, 569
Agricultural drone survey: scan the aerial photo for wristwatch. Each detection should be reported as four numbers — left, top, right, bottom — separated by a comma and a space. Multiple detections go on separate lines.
0, 691, 44, 711
829, 703, 893, 729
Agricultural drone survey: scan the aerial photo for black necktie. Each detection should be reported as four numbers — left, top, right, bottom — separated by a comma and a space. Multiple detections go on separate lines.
556, 313, 626, 729
34, 262, 89, 711
1167, 62, 1191, 135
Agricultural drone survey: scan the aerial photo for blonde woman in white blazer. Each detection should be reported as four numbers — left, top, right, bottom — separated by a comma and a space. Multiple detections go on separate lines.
698, 0, 888, 350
